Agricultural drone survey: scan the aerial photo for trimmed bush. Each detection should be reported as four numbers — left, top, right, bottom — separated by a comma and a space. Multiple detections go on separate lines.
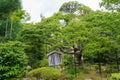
0, 41, 28, 80
28, 67, 61, 80
109, 73, 120, 80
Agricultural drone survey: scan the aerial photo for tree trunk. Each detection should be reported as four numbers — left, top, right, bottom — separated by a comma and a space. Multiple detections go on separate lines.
5, 16, 9, 38
10, 20, 13, 39
60, 43, 83, 65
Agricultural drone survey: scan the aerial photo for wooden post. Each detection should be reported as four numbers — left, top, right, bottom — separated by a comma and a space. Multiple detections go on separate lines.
74, 53, 77, 77
73, 44, 77, 78
115, 50, 119, 72
10, 20, 13, 39
5, 16, 8, 38
98, 52, 102, 80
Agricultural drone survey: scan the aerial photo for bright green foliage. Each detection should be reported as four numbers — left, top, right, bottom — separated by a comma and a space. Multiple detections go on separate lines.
40, 11, 119, 65
109, 73, 120, 80
82, 12, 120, 63
59, 11, 120, 64
35, 3, 120, 65
36, 12, 77, 51
20, 13, 76, 68
10, 9, 30, 23
0, 41, 28, 80
36, 13, 63, 51
39, 58, 49, 67
62, 54, 74, 68
28, 67, 61, 80
20, 24, 45, 68
23, 2, 120, 69
0, 0, 119, 75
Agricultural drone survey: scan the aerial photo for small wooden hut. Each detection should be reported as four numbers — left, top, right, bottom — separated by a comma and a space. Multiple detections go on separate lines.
47, 51, 62, 66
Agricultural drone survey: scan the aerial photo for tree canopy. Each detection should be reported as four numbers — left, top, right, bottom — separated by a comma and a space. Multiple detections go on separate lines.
59, 1, 92, 14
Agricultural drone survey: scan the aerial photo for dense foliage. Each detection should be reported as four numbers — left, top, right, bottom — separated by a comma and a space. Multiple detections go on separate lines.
0, 0, 29, 41
35, 11, 120, 65
20, 25, 45, 68
109, 73, 120, 80
0, 41, 27, 80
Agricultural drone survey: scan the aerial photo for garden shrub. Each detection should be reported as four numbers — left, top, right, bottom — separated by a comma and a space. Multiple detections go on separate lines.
28, 67, 61, 80
0, 41, 28, 80
109, 73, 120, 80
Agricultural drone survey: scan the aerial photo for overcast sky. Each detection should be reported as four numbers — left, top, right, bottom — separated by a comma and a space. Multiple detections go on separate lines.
21, 0, 102, 23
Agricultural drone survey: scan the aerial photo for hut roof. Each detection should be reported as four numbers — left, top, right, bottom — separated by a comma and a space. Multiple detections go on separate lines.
47, 51, 62, 56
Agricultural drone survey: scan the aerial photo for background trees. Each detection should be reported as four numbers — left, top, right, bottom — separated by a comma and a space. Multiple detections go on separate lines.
0, 0, 28, 41
22, 1, 120, 67
59, 1, 92, 14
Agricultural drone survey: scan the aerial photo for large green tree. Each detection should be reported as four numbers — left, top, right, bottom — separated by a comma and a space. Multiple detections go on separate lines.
37, 10, 120, 65
59, 1, 92, 14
